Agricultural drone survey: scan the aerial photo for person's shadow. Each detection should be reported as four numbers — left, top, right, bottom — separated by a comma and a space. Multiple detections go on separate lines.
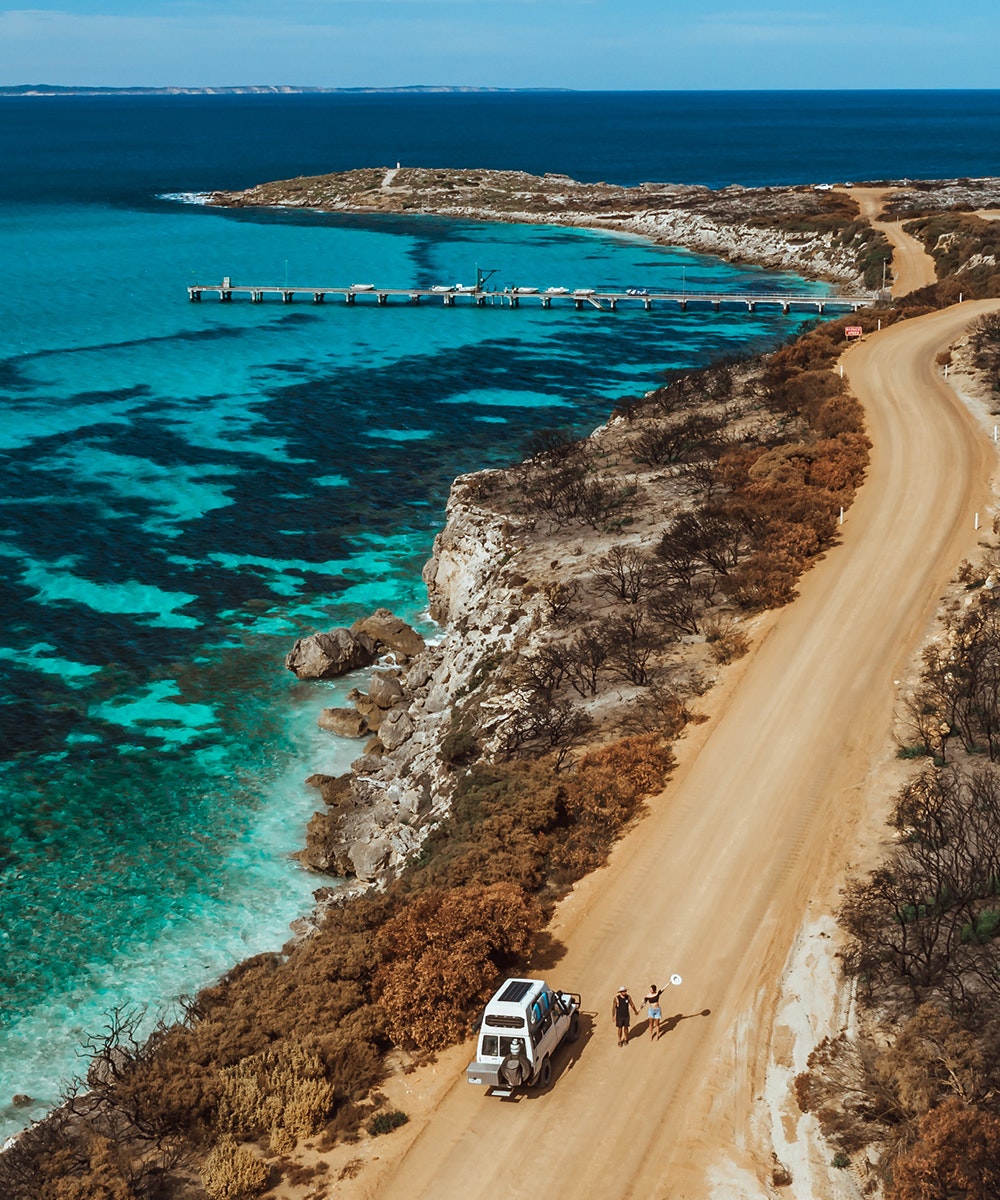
635, 1009, 711, 1039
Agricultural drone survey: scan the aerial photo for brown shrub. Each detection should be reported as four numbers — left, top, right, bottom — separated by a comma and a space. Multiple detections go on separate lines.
201, 1137, 269, 1200
373, 883, 540, 1049
888, 1099, 1000, 1200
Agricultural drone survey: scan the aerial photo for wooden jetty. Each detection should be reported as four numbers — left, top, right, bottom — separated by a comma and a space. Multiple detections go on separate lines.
188, 278, 876, 315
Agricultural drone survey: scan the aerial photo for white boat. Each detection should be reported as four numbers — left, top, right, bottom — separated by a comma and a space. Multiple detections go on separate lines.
351, 283, 376, 291
573, 288, 595, 295
545, 286, 570, 294
513, 286, 539, 294
431, 284, 454, 293
454, 284, 477, 293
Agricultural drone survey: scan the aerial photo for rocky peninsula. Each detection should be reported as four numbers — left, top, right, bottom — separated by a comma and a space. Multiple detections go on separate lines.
210, 165, 883, 285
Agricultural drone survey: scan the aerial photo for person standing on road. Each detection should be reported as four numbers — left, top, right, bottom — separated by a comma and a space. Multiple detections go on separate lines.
643, 983, 664, 1041
612, 985, 638, 1046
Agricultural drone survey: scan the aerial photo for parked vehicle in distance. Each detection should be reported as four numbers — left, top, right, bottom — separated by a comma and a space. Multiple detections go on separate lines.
466, 978, 581, 1097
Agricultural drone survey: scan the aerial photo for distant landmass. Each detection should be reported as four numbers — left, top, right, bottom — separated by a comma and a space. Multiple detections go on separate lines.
0, 84, 572, 97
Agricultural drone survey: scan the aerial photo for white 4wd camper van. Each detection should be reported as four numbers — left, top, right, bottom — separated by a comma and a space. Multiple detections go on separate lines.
466, 977, 581, 1096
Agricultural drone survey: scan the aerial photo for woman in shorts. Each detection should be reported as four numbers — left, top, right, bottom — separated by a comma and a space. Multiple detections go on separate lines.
643, 983, 664, 1041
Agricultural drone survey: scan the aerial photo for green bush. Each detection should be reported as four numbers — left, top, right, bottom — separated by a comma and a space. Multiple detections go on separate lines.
368, 1110, 409, 1136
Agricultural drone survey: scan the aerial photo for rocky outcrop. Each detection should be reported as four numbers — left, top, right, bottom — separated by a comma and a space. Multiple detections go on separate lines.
317, 707, 369, 738
285, 628, 377, 679
290, 499, 536, 887
287, 609, 428, 681
352, 609, 426, 658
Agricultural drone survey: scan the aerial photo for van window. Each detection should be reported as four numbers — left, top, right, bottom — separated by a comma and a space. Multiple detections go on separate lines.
480, 1034, 527, 1059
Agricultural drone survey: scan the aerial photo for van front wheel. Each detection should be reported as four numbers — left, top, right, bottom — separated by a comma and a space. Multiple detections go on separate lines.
536, 1057, 552, 1088
565, 1013, 580, 1043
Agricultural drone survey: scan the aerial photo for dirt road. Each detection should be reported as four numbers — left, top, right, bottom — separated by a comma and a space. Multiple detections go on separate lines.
335, 302, 999, 1200
845, 187, 938, 296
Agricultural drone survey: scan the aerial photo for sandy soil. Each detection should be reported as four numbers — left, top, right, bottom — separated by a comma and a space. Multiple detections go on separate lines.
293, 299, 1000, 1200
844, 187, 938, 296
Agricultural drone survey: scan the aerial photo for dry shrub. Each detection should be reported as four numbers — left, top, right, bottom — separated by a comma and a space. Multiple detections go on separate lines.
49, 1137, 136, 1200
201, 1137, 269, 1200
729, 552, 800, 610
373, 882, 540, 1049
887, 1099, 1000, 1200
705, 621, 750, 664
878, 1005, 988, 1118
218, 1043, 335, 1144
572, 735, 673, 812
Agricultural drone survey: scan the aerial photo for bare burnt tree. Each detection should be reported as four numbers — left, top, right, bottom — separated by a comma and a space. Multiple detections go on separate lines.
522, 426, 585, 465
511, 645, 571, 702
648, 581, 707, 636
605, 610, 659, 686
495, 696, 594, 770
563, 626, 612, 697
840, 765, 1000, 1014
632, 412, 724, 467
575, 477, 639, 530
619, 683, 691, 738
904, 595, 1000, 762
592, 545, 659, 605
542, 579, 579, 621
522, 460, 590, 521
658, 506, 746, 583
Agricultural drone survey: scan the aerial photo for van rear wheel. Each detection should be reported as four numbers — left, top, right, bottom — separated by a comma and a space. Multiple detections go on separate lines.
536, 1057, 552, 1088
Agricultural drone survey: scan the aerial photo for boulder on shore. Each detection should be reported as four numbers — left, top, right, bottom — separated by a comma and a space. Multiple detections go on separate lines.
304, 772, 353, 807
368, 672, 405, 709
285, 628, 377, 679
379, 708, 415, 751
349, 836, 391, 882
351, 608, 425, 658
317, 707, 370, 738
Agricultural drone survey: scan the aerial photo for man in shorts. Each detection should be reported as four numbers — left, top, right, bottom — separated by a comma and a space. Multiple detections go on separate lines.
612, 985, 638, 1047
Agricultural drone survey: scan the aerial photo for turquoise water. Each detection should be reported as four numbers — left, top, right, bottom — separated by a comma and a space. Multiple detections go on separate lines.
0, 181, 829, 1136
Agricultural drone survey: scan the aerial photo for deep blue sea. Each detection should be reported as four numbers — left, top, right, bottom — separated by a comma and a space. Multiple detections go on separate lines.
1, 90, 997, 1135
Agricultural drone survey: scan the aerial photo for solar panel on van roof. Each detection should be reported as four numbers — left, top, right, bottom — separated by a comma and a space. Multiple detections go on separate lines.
498, 980, 534, 1003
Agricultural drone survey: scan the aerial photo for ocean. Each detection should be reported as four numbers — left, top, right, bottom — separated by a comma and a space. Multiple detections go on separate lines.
1, 90, 997, 1135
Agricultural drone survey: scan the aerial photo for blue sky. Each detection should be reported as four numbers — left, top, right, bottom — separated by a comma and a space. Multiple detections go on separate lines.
2, 1, 999, 90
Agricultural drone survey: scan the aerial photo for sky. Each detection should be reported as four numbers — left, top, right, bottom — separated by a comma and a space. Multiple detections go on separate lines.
2, 1, 1000, 91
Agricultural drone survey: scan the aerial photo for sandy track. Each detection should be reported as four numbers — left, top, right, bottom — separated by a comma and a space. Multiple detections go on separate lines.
337, 302, 999, 1200
845, 187, 937, 296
